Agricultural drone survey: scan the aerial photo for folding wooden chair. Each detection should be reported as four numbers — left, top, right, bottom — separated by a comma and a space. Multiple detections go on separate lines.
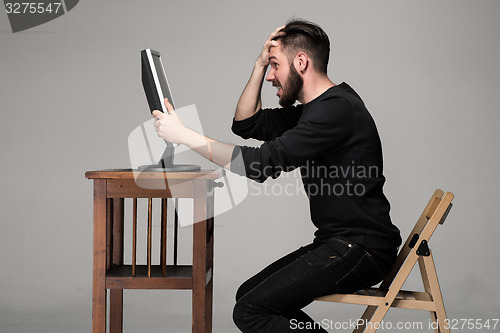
316, 189, 454, 333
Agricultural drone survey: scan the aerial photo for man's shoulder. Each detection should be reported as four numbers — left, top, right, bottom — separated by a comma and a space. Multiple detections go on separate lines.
320, 82, 362, 102
305, 82, 368, 115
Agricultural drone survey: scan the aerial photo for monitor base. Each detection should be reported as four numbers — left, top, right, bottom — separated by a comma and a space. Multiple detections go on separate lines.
139, 164, 201, 172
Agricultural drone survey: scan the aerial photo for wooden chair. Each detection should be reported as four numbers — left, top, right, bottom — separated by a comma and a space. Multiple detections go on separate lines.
316, 189, 454, 333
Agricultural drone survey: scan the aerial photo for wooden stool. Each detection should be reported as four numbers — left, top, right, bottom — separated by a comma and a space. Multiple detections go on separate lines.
86, 169, 222, 333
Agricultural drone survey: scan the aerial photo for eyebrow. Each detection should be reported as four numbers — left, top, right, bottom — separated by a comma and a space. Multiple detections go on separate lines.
268, 56, 278, 62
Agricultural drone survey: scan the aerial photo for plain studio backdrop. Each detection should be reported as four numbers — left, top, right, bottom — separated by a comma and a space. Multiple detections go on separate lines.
1, 1, 499, 332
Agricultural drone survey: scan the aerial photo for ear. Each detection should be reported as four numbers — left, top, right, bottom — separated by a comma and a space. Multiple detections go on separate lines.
295, 52, 309, 72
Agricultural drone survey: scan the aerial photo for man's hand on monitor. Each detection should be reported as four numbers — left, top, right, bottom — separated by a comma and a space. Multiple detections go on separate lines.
153, 98, 235, 169
152, 98, 191, 144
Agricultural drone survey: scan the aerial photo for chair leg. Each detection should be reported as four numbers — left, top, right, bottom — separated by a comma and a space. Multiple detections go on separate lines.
363, 305, 392, 333
418, 256, 438, 332
364, 253, 420, 333
421, 253, 450, 333
353, 306, 377, 333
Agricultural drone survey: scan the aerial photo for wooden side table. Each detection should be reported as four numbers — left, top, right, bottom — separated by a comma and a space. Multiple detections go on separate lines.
85, 169, 222, 333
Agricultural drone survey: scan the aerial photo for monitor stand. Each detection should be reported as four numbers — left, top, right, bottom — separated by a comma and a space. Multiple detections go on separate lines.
139, 141, 201, 172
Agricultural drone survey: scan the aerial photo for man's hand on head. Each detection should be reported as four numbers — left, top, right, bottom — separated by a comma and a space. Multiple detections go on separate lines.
257, 25, 285, 67
152, 98, 191, 144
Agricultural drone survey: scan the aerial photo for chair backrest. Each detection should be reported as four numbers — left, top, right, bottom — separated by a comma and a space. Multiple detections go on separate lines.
379, 189, 454, 290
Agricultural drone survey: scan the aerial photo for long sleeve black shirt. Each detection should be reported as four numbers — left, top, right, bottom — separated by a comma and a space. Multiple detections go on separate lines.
231, 82, 401, 250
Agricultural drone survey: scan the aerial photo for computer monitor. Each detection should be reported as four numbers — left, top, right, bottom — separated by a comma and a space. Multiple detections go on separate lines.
140, 48, 200, 172
141, 49, 176, 113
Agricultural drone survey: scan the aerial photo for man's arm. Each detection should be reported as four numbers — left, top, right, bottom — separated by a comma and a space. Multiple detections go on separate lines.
153, 100, 235, 169
234, 63, 266, 121
234, 26, 284, 121
230, 97, 357, 183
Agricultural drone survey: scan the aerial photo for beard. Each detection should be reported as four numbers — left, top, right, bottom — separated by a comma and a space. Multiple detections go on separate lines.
279, 63, 303, 107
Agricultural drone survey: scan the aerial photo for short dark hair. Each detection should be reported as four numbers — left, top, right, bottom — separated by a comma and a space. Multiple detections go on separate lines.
273, 19, 330, 74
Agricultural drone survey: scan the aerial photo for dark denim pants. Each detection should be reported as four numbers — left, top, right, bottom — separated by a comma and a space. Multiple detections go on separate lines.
233, 238, 396, 332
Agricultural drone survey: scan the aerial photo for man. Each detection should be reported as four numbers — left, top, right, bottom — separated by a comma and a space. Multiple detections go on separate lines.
154, 19, 401, 332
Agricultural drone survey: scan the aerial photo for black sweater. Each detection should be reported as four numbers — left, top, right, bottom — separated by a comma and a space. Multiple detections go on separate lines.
231, 82, 401, 250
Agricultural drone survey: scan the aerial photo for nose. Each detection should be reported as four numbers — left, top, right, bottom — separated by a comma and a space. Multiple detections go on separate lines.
266, 68, 275, 82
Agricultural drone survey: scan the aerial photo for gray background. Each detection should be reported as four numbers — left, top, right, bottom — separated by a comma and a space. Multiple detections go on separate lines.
1, 0, 499, 332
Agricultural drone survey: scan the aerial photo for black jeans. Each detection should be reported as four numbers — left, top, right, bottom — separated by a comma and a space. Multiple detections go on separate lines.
233, 238, 396, 332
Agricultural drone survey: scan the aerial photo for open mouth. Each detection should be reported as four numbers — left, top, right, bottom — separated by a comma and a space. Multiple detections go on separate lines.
274, 82, 282, 96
